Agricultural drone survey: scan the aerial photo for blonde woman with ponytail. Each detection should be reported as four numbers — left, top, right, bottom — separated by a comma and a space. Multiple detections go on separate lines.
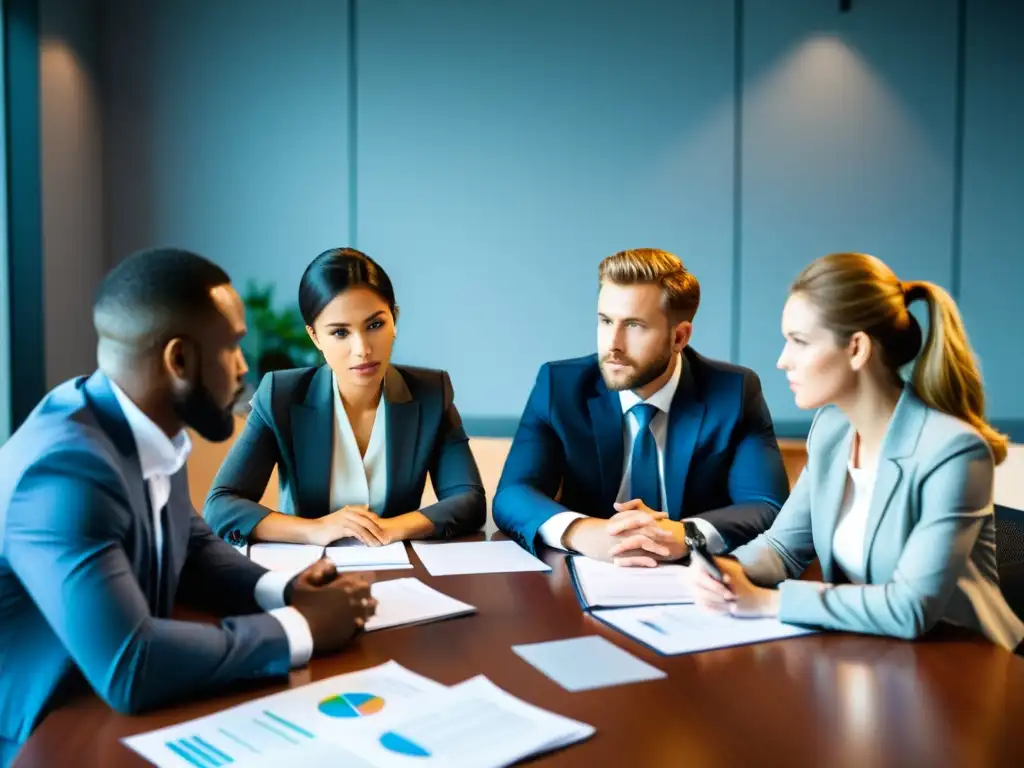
691, 252, 1024, 651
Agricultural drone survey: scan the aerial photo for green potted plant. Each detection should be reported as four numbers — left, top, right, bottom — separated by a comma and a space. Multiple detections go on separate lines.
241, 280, 320, 391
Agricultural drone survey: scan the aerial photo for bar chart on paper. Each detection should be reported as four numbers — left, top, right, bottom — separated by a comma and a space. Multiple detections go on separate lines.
155, 708, 316, 767
122, 662, 444, 768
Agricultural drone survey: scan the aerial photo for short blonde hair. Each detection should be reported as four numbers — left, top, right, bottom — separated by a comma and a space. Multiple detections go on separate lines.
598, 248, 700, 322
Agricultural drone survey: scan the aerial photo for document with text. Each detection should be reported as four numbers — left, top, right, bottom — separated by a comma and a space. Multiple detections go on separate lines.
593, 604, 818, 655
568, 556, 693, 610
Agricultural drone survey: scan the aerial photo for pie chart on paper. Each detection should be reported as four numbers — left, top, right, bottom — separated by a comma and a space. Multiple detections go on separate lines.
317, 692, 386, 718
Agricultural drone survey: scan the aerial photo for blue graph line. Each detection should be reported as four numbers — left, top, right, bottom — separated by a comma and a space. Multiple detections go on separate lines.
194, 736, 234, 764
263, 710, 316, 740
166, 740, 209, 768
253, 719, 300, 745
218, 728, 260, 754
178, 739, 220, 767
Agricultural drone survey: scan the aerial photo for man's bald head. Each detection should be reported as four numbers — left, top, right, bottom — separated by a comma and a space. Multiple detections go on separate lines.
93, 247, 232, 355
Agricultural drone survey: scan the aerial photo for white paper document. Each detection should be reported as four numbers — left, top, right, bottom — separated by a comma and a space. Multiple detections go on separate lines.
593, 604, 818, 655
325, 540, 413, 571
365, 578, 476, 632
569, 556, 693, 609
411, 540, 550, 576
121, 661, 444, 768
339, 675, 595, 768
248, 543, 325, 574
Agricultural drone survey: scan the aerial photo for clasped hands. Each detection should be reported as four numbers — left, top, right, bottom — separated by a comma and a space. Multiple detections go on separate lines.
311, 504, 403, 547
563, 499, 688, 567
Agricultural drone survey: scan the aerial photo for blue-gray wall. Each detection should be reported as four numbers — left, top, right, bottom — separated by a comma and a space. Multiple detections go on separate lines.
98, 0, 1024, 435
0, 2, 9, 441
40, 0, 105, 388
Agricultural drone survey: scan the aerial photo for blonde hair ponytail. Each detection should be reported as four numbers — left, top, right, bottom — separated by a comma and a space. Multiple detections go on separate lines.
902, 280, 1007, 464
792, 253, 1007, 465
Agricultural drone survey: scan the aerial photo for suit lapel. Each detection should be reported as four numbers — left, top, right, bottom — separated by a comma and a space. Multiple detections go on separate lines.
664, 362, 705, 521
818, 427, 855, 581
861, 389, 925, 580
83, 372, 160, 607
291, 365, 334, 518
383, 366, 417, 517
587, 378, 624, 514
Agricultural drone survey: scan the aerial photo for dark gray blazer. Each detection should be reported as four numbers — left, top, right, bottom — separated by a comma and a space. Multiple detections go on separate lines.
0, 373, 289, 758
204, 364, 486, 542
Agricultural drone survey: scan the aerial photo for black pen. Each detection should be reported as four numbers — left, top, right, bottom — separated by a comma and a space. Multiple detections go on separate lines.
688, 543, 724, 582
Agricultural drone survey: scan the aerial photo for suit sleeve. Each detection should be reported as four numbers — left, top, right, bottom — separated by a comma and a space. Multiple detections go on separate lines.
5, 449, 290, 716
731, 466, 816, 586
492, 364, 573, 554
419, 372, 487, 538
177, 479, 272, 616
730, 406, 826, 584
694, 371, 790, 550
204, 374, 282, 543
777, 436, 994, 639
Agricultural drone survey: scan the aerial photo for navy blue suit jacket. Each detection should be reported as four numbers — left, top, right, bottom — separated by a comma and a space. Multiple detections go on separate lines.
493, 349, 790, 554
0, 374, 289, 763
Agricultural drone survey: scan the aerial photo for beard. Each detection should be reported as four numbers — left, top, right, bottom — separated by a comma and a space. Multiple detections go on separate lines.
172, 364, 240, 443
600, 347, 674, 392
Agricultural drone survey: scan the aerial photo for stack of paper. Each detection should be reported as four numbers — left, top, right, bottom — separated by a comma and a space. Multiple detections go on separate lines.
338, 676, 594, 767
567, 556, 693, 610
248, 543, 325, 574
325, 540, 413, 572
122, 662, 595, 768
411, 540, 550, 576
121, 661, 444, 767
366, 578, 476, 632
592, 604, 817, 655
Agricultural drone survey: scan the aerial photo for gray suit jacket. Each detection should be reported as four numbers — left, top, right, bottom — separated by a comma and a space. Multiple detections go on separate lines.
0, 373, 290, 757
204, 364, 486, 543
732, 388, 1024, 650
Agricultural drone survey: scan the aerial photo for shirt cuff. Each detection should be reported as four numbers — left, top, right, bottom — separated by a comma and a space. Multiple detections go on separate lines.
538, 511, 587, 551
253, 570, 292, 611
267, 607, 314, 668
684, 517, 725, 554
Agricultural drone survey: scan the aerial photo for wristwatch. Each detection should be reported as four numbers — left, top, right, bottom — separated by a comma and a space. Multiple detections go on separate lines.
682, 520, 706, 552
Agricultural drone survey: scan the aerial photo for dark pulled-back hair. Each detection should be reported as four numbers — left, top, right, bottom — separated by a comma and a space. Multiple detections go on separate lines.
298, 248, 397, 326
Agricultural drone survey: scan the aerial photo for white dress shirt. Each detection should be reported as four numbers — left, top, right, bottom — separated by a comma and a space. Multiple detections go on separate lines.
538, 354, 724, 553
109, 382, 313, 667
329, 371, 388, 512
831, 461, 876, 585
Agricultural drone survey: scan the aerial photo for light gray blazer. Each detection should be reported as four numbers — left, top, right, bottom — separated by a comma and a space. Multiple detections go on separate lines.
732, 388, 1024, 650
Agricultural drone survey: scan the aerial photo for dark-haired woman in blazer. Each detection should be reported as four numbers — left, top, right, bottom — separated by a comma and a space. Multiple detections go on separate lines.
205, 248, 486, 546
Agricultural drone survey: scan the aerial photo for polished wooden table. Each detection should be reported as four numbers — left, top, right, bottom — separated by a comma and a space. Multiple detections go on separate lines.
15, 542, 1024, 767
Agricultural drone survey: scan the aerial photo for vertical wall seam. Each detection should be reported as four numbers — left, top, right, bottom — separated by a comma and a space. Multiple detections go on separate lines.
951, 0, 967, 299
730, 0, 744, 363
348, 0, 359, 246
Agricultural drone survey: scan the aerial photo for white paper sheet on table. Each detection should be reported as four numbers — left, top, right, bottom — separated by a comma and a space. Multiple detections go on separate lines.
121, 661, 444, 768
568, 556, 693, 609
338, 675, 595, 768
248, 543, 325, 574
411, 540, 550, 576
365, 578, 476, 632
325, 540, 413, 571
592, 603, 818, 655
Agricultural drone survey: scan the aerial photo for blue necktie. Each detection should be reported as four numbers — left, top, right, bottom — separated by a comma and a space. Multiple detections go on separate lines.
629, 403, 661, 511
